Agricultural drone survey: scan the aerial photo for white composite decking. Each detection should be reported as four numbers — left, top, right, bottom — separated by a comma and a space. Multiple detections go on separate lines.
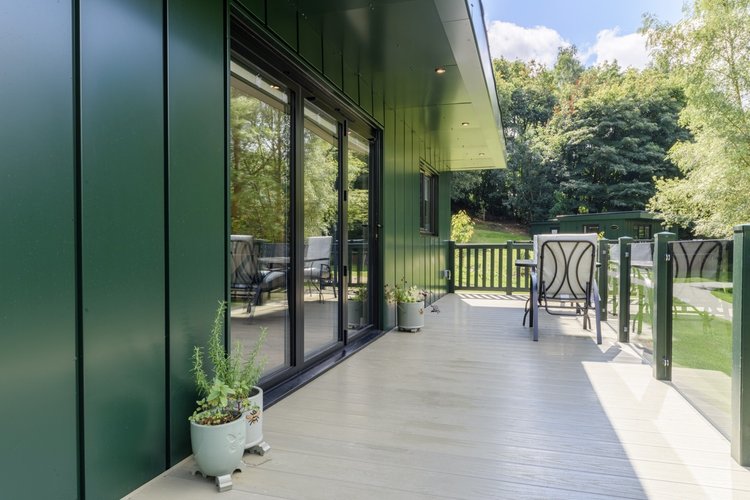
127, 293, 750, 500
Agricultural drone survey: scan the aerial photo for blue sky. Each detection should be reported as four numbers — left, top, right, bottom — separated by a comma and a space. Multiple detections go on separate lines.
483, 0, 685, 68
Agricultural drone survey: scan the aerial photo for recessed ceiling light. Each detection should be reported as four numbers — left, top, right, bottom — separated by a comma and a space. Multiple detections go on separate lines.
270, 84, 281, 90
435, 66, 446, 75
479, 152, 485, 156
461, 122, 470, 127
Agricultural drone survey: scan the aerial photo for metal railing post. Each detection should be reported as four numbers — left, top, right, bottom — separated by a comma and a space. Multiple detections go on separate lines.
505, 240, 513, 295
618, 237, 633, 343
598, 239, 609, 321
732, 224, 750, 465
448, 240, 456, 294
652, 232, 675, 381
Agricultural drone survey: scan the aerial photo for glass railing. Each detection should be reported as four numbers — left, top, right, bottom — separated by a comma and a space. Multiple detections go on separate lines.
669, 239, 733, 438
606, 241, 620, 325
629, 242, 655, 362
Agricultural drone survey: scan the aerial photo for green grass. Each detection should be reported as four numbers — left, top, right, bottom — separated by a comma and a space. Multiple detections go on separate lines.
470, 221, 529, 244
672, 307, 732, 376
710, 287, 733, 303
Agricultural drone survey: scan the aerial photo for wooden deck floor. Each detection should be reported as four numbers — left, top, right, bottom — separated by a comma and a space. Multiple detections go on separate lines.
127, 293, 750, 499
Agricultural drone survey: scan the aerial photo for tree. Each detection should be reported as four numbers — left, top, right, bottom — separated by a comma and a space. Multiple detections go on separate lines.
551, 68, 687, 214
644, 0, 750, 237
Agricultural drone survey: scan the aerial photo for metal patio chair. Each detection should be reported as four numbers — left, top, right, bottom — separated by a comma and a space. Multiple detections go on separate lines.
304, 235, 335, 301
530, 233, 602, 344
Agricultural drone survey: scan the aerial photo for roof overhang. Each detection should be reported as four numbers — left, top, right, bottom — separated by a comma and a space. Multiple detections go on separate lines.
297, 0, 507, 171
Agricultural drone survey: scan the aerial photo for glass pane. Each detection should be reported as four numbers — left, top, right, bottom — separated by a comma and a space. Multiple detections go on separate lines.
347, 130, 370, 332
229, 62, 291, 375
671, 239, 733, 438
303, 102, 340, 358
629, 242, 654, 363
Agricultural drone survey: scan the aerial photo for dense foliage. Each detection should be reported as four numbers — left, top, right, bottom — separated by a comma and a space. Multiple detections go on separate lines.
644, 0, 750, 237
453, 44, 687, 226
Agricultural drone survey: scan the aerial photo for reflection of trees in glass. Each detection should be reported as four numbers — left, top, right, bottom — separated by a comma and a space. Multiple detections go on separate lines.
347, 149, 368, 240
303, 129, 339, 238
230, 90, 290, 242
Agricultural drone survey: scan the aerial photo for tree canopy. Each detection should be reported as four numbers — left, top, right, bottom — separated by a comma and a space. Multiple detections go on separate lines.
644, 0, 750, 237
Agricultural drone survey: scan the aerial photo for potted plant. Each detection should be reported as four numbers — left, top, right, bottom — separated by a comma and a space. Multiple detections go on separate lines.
189, 302, 246, 490
233, 326, 268, 453
394, 278, 426, 332
347, 286, 366, 328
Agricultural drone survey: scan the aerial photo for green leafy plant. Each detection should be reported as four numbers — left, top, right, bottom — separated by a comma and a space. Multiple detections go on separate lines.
393, 278, 426, 303
383, 283, 397, 304
190, 301, 268, 425
349, 286, 367, 302
451, 210, 475, 243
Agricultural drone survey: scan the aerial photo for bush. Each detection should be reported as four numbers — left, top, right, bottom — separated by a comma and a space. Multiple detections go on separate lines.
451, 210, 475, 243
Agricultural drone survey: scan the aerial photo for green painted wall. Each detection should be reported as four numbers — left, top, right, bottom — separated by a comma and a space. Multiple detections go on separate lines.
167, 0, 227, 465
1, 1, 456, 497
80, 1, 167, 497
0, 3, 78, 499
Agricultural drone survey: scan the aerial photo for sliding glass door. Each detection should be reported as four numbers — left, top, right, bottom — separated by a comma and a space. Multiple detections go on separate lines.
229, 62, 291, 375
228, 56, 377, 382
303, 102, 341, 359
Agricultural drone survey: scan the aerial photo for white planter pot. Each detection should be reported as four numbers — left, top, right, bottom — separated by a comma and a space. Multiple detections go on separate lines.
190, 415, 245, 478
397, 300, 424, 331
243, 386, 264, 449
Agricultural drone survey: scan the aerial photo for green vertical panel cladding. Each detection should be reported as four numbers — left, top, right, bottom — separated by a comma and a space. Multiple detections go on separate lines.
732, 224, 750, 465
382, 106, 396, 318
323, 36, 344, 89
299, 13, 323, 71
395, 111, 406, 282
439, 171, 452, 298
0, 2, 78, 498
267, 0, 298, 50
80, 1, 166, 498
235, 0, 265, 22
167, 0, 226, 464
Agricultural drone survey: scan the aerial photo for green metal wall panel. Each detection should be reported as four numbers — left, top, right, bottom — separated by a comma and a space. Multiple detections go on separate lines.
267, 0, 298, 50
394, 110, 406, 282
234, 0, 265, 22
323, 36, 344, 89
0, 2, 78, 498
299, 14, 323, 72
167, 0, 227, 464
382, 106, 397, 325
80, 1, 167, 497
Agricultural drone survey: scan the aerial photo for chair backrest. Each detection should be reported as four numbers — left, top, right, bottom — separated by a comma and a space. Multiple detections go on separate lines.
305, 236, 332, 268
535, 233, 597, 300
230, 235, 259, 286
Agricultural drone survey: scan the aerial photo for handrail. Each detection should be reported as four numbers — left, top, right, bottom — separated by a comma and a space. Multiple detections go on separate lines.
452, 241, 533, 292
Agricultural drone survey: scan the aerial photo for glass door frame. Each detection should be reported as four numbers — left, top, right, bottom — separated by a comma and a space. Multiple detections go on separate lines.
229, 14, 382, 390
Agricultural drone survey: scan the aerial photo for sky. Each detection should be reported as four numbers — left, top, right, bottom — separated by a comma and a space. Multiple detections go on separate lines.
483, 0, 686, 69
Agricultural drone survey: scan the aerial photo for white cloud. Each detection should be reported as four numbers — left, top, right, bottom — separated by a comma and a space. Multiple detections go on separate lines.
583, 28, 651, 69
486, 20, 570, 67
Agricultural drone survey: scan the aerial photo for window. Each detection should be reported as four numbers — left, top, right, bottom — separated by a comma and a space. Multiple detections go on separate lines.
419, 165, 438, 234
583, 224, 600, 234
634, 224, 652, 239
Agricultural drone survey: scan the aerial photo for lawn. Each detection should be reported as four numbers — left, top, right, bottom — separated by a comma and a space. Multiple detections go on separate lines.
469, 220, 529, 243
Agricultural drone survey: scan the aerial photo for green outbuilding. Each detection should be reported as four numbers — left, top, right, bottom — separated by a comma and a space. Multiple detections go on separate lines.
530, 210, 666, 240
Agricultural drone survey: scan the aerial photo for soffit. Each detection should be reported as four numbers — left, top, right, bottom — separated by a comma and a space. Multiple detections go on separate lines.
297, 0, 507, 170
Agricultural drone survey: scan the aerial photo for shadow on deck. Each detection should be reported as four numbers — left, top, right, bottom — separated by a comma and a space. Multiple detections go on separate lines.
127, 293, 750, 499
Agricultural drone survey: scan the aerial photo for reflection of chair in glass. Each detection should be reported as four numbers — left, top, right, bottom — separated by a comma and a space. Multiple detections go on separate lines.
231, 235, 286, 313
530, 233, 602, 344
304, 236, 335, 301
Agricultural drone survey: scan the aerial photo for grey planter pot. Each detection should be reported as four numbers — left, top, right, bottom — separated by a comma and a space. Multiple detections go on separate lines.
347, 301, 363, 328
397, 300, 424, 331
190, 415, 245, 478
244, 386, 264, 449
